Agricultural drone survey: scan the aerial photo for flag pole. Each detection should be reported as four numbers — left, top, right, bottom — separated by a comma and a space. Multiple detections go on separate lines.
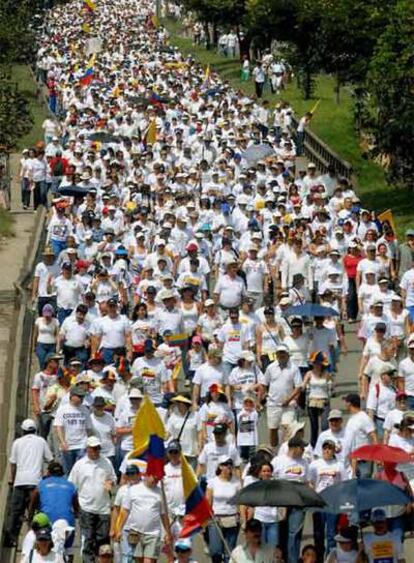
160, 479, 175, 563
207, 506, 237, 563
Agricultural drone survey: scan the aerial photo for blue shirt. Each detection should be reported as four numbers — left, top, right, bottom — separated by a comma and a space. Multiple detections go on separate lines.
39, 476, 77, 525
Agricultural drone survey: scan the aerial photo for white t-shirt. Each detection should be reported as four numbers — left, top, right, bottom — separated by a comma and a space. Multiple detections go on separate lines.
366, 382, 396, 419
242, 259, 268, 292
123, 481, 166, 535
217, 322, 252, 364
10, 434, 53, 486
314, 428, 346, 462
53, 276, 82, 310
398, 356, 414, 396
208, 476, 241, 516
198, 442, 241, 480
164, 461, 184, 515
131, 356, 170, 405
343, 411, 375, 459
166, 410, 199, 458
54, 403, 93, 450
34, 262, 59, 298
69, 455, 116, 514
236, 409, 258, 447
60, 316, 90, 348
363, 530, 403, 563
272, 453, 309, 482
32, 371, 57, 410
309, 458, 347, 493
229, 366, 260, 410
259, 361, 302, 407
90, 412, 116, 457
93, 314, 131, 348
193, 362, 228, 399
199, 401, 235, 442
400, 268, 414, 306
116, 404, 139, 452
214, 274, 246, 308
383, 408, 404, 437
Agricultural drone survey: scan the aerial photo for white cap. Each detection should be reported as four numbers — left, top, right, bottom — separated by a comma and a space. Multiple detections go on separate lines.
218, 455, 233, 465
205, 299, 215, 307
129, 388, 144, 399
160, 289, 175, 300
86, 436, 102, 448
241, 350, 255, 362
21, 418, 37, 431
276, 344, 290, 354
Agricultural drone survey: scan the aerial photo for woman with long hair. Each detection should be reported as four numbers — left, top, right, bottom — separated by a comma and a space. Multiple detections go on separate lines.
303, 351, 332, 447
130, 302, 153, 359
256, 306, 283, 371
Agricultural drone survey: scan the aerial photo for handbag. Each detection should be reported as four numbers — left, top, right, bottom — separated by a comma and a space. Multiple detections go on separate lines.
308, 397, 327, 409
218, 515, 239, 528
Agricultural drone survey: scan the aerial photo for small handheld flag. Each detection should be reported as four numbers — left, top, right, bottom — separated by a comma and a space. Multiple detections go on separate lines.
84, 0, 96, 12
310, 99, 320, 115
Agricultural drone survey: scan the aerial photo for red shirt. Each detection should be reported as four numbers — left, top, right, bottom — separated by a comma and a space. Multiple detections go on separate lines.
343, 254, 362, 279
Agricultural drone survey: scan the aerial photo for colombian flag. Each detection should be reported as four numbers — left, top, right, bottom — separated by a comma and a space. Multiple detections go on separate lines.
79, 54, 96, 86
129, 395, 166, 478
201, 64, 211, 91
165, 332, 188, 348
179, 454, 211, 537
145, 119, 157, 145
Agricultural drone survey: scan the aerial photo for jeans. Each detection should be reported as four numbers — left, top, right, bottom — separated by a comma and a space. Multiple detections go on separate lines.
6, 485, 35, 543
49, 94, 57, 114
33, 180, 46, 209
79, 509, 110, 563
100, 347, 126, 365
50, 238, 67, 257
21, 177, 31, 207
307, 404, 329, 447
38, 412, 54, 440
296, 131, 305, 156
62, 448, 85, 475
63, 345, 89, 368
286, 507, 305, 563
261, 521, 279, 546
313, 511, 337, 561
375, 416, 385, 441
208, 521, 239, 563
347, 278, 358, 320
57, 307, 73, 326
35, 342, 56, 369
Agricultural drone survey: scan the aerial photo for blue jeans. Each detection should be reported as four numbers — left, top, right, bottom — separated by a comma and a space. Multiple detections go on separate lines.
57, 307, 73, 325
375, 417, 385, 440
313, 511, 337, 559
100, 347, 126, 365
35, 342, 56, 369
62, 345, 89, 368
208, 521, 239, 563
261, 521, 279, 546
406, 395, 414, 410
50, 238, 67, 257
61, 448, 85, 475
287, 508, 305, 563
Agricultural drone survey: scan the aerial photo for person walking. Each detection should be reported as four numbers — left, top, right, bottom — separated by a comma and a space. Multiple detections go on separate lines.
69, 436, 116, 563
4, 419, 53, 548
252, 62, 266, 98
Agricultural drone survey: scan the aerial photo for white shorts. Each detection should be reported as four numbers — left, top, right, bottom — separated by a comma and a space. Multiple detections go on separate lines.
266, 406, 296, 430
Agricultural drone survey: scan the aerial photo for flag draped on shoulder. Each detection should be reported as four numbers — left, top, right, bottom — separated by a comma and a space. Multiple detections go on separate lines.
179, 453, 211, 537
130, 395, 166, 478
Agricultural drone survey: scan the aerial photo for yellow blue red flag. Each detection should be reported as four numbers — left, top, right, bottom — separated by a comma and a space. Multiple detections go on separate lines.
179, 454, 211, 537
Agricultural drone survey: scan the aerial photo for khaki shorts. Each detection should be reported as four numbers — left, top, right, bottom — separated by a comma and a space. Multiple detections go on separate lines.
267, 406, 296, 430
133, 533, 161, 559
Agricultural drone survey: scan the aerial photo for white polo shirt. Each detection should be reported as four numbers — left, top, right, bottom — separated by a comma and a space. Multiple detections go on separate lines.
259, 361, 302, 407
69, 455, 116, 515
92, 314, 131, 348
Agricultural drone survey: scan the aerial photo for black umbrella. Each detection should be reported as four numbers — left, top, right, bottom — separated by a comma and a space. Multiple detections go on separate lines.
231, 480, 326, 508
320, 479, 411, 514
58, 185, 90, 197
86, 132, 120, 143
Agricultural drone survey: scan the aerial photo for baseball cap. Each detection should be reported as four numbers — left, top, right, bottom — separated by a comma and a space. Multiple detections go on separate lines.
371, 508, 387, 523
144, 338, 155, 352
218, 455, 233, 465
93, 396, 106, 408
213, 423, 228, 434
107, 297, 118, 306
322, 439, 337, 450
86, 436, 102, 448
32, 512, 51, 528
334, 527, 355, 543
407, 336, 414, 348
175, 538, 192, 552
276, 344, 290, 354
343, 393, 361, 408
70, 385, 86, 397
328, 409, 343, 420
21, 418, 37, 431
204, 299, 215, 307
125, 465, 140, 476
288, 436, 307, 449
35, 528, 52, 541
405, 228, 414, 237
167, 440, 182, 453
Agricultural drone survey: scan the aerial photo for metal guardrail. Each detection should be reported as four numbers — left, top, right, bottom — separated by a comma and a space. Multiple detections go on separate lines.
291, 116, 353, 179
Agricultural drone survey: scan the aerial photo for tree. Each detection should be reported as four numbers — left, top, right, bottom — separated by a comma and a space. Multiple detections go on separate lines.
367, 0, 414, 187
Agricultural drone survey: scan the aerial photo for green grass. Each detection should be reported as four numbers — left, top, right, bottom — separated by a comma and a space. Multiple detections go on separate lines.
164, 18, 412, 236
0, 208, 15, 237
11, 64, 50, 151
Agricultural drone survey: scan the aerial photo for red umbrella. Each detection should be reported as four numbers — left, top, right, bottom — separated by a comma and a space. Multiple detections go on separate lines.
350, 444, 412, 464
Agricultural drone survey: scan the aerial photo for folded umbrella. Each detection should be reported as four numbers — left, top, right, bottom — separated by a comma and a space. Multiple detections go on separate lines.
284, 303, 339, 318
58, 185, 90, 197
320, 479, 411, 514
86, 132, 120, 143
230, 479, 326, 508
350, 444, 413, 465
